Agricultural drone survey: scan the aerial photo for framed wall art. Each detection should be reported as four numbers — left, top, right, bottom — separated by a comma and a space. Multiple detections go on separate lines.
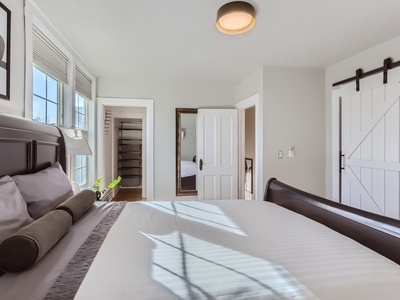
0, 2, 11, 100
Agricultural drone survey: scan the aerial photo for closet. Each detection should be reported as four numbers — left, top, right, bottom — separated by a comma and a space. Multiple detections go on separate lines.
118, 120, 142, 188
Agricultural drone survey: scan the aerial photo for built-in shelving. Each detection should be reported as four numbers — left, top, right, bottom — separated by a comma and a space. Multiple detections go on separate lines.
118, 120, 142, 188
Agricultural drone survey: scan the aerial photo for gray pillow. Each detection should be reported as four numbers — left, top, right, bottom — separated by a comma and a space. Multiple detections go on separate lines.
0, 176, 34, 244
56, 189, 96, 223
0, 210, 72, 273
13, 162, 74, 219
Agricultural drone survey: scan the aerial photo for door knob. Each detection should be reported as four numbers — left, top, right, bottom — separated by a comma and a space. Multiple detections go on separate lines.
199, 159, 203, 171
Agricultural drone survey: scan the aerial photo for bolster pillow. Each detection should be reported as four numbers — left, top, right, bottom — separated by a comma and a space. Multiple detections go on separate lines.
55, 189, 96, 223
0, 210, 72, 273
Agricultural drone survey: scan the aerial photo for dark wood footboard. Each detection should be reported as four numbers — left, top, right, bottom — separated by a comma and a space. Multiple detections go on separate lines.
264, 178, 400, 265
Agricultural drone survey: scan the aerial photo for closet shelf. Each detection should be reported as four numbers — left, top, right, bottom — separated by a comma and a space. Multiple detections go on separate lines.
118, 119, 143, 188
119, 128, 142, 131
119, 158, 141, 162
119, 150, 142, 154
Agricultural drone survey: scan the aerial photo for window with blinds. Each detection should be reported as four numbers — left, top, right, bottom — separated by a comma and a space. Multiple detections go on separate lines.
32, 25, 68, 84
29, 19, 96, 188
75, 66, 92, 100
32, 25, 68, 126
74, 76, 91, 186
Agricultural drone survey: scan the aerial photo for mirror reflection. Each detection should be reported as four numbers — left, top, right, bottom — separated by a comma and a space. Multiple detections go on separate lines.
176, 108, 197, 196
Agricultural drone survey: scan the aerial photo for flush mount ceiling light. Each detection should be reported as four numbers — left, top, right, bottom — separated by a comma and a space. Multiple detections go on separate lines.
216, 1, 256, 35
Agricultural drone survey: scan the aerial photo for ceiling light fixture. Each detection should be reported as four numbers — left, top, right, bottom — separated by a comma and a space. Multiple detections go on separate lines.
216, 1, 256, 35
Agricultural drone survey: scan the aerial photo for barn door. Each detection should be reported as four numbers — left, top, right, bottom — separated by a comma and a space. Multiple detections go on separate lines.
197, 109, 238, 200
340, 73, 400, 219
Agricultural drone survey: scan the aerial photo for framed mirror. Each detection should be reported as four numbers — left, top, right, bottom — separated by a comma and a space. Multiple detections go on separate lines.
176, 108, 197, 196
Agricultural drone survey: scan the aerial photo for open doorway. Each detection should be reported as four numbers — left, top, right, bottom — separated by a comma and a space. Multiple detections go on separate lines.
97, 98, 154, 201
244, 107, 255, 199
236, 93, 263, 200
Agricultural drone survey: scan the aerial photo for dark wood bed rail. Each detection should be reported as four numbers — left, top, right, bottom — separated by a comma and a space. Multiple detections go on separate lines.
264, 178, 400, 265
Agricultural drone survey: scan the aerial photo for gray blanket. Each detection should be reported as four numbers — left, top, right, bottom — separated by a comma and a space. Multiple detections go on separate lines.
44, 202, 126, 300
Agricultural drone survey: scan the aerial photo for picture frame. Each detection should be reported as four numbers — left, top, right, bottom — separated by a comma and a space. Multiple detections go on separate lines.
245, 157, 253, 194
0, 2, 11, 100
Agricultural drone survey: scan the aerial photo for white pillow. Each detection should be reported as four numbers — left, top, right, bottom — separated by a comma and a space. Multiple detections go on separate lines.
13, 162, 74, 220
0, 176, 34, 244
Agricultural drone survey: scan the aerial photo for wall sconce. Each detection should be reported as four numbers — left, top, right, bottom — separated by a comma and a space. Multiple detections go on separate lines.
60, 126, 92, 193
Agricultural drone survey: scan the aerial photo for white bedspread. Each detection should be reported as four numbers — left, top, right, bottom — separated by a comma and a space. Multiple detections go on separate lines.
181, 160, 196, 177
74, 201, 400, 300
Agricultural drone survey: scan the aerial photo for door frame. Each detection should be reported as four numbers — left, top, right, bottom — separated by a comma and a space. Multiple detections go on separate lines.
97, 97, 154, 200
236, 93, 263, 201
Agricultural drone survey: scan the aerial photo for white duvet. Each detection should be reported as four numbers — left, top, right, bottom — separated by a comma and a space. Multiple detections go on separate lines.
76, 201, 400, 300
2, 200, 400, 300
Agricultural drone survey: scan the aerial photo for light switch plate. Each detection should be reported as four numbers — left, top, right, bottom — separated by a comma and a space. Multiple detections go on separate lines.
289, 146, 295, 158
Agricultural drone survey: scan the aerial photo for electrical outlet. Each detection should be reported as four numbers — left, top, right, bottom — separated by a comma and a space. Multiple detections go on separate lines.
278, 150, 283, 159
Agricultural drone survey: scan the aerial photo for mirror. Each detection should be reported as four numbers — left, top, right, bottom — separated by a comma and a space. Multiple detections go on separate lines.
176, 108, 197, 196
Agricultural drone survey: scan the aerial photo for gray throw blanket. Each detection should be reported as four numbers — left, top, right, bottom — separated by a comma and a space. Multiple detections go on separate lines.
44, 202, 126, 300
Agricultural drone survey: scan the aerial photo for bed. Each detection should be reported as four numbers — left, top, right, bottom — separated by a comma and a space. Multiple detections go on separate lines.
180, 160, 196, 190
1, 113, 400, 300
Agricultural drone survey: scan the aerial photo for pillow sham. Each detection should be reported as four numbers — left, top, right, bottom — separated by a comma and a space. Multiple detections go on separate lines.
13, 162, 74, 220
0, 210, 72, 273
0, 176, 34, 244
56, 189, 96, 223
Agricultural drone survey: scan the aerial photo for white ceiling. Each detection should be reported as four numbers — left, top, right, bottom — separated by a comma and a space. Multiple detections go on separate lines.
33, 0, 400, 85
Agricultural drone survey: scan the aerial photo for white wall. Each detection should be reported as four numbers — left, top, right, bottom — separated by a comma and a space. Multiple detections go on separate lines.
98, 77, 235, 201
0, 0, 25, 116
263, 67, 325, 197
235, 68, 263, 101
236, 67, 325, 197
325, 35, 400, 199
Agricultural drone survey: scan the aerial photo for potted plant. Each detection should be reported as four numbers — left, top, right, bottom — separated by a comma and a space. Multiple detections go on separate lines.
92, 176, 121, 200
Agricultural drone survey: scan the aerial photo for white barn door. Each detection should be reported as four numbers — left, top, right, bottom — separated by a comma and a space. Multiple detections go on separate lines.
197, 109, 238, 200
340, 72, 400, 219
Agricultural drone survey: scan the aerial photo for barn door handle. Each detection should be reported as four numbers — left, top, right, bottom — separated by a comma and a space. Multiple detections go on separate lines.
199, 159, 203, 171
340, 153, 345, 171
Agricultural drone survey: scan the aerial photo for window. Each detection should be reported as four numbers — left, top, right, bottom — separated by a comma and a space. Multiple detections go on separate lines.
74, 93, 88, 130
74, 93, 89, 186
32, 66, 62, 125
26, 11, 96, 188
74, 154, 88, 187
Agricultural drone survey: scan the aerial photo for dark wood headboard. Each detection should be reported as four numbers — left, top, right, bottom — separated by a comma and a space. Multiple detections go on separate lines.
264, 178, 400, 265
0, 114, 66, 177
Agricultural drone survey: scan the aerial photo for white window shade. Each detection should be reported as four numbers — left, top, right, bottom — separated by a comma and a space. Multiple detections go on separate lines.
75, 66, 92, 100
32, 25, 68, 84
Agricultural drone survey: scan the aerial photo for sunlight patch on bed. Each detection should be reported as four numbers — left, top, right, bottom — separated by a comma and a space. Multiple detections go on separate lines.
143, 201, 245, 235
146, 232, 316, 300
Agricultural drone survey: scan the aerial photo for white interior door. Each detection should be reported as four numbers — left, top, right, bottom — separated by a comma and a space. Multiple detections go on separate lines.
197, 109, 238, 200
340, 73, 400, 219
